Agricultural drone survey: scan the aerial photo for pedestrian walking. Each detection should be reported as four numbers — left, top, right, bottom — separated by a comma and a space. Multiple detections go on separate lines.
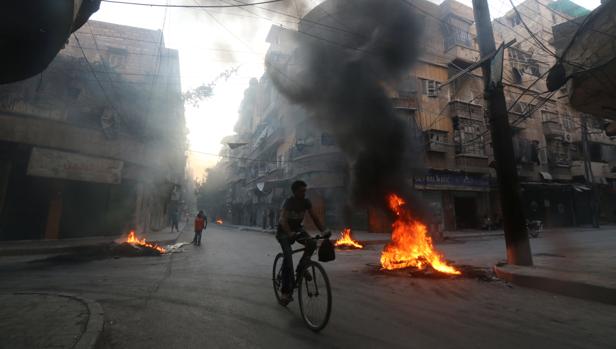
193, 210, 207, 246
170, 209, 180, 233
268, 208, 275, 229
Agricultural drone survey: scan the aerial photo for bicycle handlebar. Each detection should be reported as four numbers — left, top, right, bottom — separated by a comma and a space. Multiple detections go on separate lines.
314, 231, 332, 240
294, 231, 331, 241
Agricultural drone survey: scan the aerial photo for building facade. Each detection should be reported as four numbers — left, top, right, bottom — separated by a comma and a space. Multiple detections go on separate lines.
215, 0, 616, 232
0, 21, 187, 240
492, 0, 616, 227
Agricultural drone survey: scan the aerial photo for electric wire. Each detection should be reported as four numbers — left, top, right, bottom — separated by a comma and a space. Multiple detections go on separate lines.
101, 0, 283, 8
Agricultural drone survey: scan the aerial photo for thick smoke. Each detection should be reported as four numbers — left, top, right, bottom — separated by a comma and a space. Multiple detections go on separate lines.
266, 0, 425, 212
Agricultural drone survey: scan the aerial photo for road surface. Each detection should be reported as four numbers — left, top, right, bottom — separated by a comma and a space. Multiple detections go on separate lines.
0, 225, 614, 348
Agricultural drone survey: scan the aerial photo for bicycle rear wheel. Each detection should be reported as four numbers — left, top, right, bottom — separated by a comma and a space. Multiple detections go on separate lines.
298, 261, 332, 332
272, 253, 285, 305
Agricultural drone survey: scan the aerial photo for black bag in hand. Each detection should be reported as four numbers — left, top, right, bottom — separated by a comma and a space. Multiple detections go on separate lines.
318, 238, 335, 262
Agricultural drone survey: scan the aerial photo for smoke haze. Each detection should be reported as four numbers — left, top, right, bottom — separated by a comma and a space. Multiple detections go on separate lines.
267, 0, 425, 212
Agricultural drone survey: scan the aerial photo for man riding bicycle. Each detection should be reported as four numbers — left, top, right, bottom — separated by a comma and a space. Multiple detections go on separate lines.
277, 180, 327, 305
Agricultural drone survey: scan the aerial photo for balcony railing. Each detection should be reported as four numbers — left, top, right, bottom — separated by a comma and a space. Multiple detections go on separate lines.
427, 140, 448, 153
542, 120, 565, 139
450, 101, 483, 120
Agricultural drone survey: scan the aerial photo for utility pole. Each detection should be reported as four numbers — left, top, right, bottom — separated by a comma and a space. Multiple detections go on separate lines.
472, 0, 533, 265
581, 115, 600, 228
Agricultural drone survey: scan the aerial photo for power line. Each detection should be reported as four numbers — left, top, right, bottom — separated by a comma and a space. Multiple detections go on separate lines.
507, 0, 556, 57
101, 0, 283, 8
72, 34, 125, 120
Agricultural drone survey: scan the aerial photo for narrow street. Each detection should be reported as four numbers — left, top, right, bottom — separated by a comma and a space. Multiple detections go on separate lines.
1, 225, 614, 348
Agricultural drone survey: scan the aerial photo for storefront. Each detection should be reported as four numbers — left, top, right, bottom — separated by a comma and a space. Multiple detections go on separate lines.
414, 170, 495, 231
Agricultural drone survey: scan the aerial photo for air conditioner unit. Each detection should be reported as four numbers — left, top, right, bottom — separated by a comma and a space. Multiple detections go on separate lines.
563, 132, 573, 143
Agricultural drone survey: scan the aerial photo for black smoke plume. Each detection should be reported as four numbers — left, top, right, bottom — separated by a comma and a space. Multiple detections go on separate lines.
267, 0, 425, 213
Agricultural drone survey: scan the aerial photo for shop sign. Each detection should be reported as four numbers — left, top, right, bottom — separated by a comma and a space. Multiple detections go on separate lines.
414, 172, 489, 190
27, 147, 123, 184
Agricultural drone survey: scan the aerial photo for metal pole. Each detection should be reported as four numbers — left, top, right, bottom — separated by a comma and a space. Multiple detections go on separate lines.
581, 115, 600, 228
472, 0, 533, 265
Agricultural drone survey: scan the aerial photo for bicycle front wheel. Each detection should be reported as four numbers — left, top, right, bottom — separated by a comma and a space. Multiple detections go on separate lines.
298, 261, 332, 332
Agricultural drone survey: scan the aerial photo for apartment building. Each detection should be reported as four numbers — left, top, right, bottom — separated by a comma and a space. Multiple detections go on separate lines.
0, 21, 187, 240
217, 0, 616, 232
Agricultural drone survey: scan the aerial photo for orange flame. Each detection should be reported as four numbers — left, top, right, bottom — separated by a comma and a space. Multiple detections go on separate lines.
380, 194, 460, 275
126, 231, 166, 254
215, 218, 223, 224
334, 228, 364, 249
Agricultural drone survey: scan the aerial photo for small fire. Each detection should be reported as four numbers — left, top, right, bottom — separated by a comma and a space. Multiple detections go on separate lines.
380, 194, 460, 275
334, 228, 364, 249
215, 218, 223, 224
126, 231, 166, 254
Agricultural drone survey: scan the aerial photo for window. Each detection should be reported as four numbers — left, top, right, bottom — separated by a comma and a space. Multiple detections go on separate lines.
541, 110, 559, 123
511, 13, 522, 26
508, 48, 541, 77
511, 68, 522, 84
428, 131, 448, 143
426, 130, 448, 152
321, 133, 336, 146
420, 79, 441, 97
443, 16, 472, 50
454, 118, 485, 156
588, 116, 605, 130
562, 114, 574, 130
547, 139, 570, 166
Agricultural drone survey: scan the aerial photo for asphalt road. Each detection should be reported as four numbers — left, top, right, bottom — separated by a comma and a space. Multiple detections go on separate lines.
0, 225, 614, 349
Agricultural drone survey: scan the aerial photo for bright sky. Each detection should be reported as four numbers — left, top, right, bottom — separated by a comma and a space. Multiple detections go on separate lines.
90, 0, 601, 180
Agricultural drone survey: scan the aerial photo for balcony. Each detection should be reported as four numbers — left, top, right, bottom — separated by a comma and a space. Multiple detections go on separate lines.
427, 141, 448, 153
445, 44, 480, 64
454, 154, 490, 174
542, 120, 565, 139
258, 127, 285, 153
425, 130, 448, 153
450, 100, 483, 120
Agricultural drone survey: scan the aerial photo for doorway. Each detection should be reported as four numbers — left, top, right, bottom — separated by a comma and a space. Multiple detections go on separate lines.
454, 196, 478, 229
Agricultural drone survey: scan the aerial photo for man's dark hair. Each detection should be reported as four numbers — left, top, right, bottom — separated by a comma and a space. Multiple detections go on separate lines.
291, 180, 307, 193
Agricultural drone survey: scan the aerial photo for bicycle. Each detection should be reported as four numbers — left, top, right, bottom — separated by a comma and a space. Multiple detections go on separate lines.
272, 232, 332, 332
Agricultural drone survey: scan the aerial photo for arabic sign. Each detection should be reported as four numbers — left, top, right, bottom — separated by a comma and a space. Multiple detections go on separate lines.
414, 171, 489, 190
27, 147, 123, 184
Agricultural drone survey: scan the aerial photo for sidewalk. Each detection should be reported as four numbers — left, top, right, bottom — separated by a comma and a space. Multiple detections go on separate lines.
0, 224, 187, 257
0, 292, 104, 349
493, 227, 616, 305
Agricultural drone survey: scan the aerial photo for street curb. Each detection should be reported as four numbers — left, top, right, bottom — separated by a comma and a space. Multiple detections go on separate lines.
14, 292, 105, 349
237, 226, 276, 234
0, 244, 105, 257
493, 265, 616, 305
444, 232, 504, 239
0, 227, 185, 257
